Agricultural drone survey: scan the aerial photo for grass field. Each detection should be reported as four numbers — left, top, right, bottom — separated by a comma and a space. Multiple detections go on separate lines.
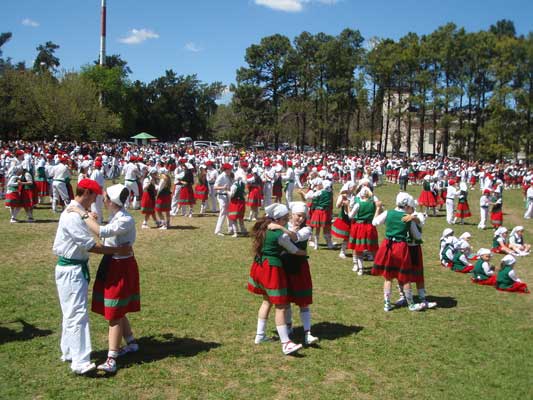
0, 180, 532, 399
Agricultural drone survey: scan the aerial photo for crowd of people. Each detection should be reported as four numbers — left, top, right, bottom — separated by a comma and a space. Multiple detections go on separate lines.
1, 140, 532, 367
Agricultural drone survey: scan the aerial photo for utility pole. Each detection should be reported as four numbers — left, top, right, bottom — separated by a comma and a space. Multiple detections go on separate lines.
99, 0, 106, 66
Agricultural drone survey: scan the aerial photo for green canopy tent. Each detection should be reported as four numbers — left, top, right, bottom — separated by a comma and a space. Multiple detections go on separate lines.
131, 132, 157, 145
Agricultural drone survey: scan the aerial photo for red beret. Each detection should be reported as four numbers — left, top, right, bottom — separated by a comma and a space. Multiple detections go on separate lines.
15, 150, 24, 156
94, 161, 103, 168
77, 179, 103, 195
240, 160, 249, 168
448, 179, 456, 186
221, 163, 232, 171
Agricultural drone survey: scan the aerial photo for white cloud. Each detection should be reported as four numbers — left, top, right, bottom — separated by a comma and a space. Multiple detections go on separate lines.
254, 0, 338, 12
185, 42, 202, 53
21, 18, 39, 27
118, 28, 159, 45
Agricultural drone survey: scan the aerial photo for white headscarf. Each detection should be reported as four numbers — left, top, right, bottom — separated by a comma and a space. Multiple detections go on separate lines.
265, 203, 289, 220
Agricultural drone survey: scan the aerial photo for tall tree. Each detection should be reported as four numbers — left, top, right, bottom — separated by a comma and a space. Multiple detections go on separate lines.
33, 41, 60, 73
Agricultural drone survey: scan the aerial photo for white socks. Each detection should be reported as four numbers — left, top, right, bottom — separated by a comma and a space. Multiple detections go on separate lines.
276, 324, 290, 343
300, 308, 311, 332
256, 318, 267, 337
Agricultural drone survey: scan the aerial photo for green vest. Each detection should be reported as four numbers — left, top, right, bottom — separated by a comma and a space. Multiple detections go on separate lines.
441, 244, 454, 263
385, 209, 409, 241
36, 167, 47, 181
316, 190, 332, 210
232, 181, 245, 201
492, 236, 502, 249
262, 230, 284, 267
423, 181, 431, 191
497, 266, 514, 289
354, 197, 375, 223
472, 259, 490, 280
452, 252, 468, 271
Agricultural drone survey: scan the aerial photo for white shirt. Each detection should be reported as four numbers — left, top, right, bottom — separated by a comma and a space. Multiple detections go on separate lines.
214, 173, 232, 194
99, 209, 136, 259
53, 200, 96, 260
90, 169, 105, 189
52, 163, 71, 181
123, 162, 141, 181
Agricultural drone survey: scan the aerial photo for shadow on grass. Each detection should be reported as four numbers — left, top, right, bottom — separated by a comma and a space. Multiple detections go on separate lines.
91, 334, 220, 370
167, 225, 199, 230
31, 219, 59, 224
296, 322, 363, 341
0, 319, 53, 345
424, 295, 458, 309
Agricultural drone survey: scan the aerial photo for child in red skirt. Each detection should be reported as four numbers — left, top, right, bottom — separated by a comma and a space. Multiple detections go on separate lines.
471, 248, 496, 286
455, 182, 472, 224
306, 180, 334, 250
5, 168, 23, 223
348, 186, 380, 276
141, 168, 159, 228
246, 168, 263, 221
331, 182, 354, 259
156, 173, 172, 229
492, 227, 514, 254
451, 241, 475, 273
228, 176, 247, 237
418, 175, 437, 216
496, 255, 529, 293
280, 201, 319, 346
194, 165, 209, 215
247, 203, 306, 355
371, 192, 425, 312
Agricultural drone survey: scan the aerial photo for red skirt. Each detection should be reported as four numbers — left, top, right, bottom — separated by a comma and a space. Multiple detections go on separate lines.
348, 222, 379, 252
92, 256, 141, 320
309, 209, 331, 228
491, 211, 503, 227
141, 191, 156, 214
5, 191, 21, 208
272, 183, 282, 198
194, 184, 208, 201
408, 245, 424, 285
247, 258, 290, 304
35, 180, 49, 197
497, 282, 529, 293
331, 218, 350, 240
418, 190, 437, 207
246, 187, 262, 207
155, 193, 171, 212
453, 265, 474, 273
471, 275, 496, 286
21, 188, 35, 208
286, 259, 313, 306
371, 239, 417, 283
455, 202, 472, 218
228, 199, 245, 220
178, 186, 195, 205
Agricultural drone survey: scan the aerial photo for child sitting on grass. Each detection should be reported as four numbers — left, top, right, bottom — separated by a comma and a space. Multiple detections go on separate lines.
451, 241, 475, 273
471, 248, 496, 286
496, 255, 530, 293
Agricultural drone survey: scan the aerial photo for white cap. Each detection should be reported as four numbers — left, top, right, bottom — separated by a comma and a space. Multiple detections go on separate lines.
494, 227, 508, 237
289, 201, 308, 216
441, 228, 454, 240
265, 203, 289, 220
322, 180, 332, 190
106, 184, 129, 207
396, 192, 413, 208
501, 255, 516, 266
459, 232, 472, 240
477, 248, 491, 257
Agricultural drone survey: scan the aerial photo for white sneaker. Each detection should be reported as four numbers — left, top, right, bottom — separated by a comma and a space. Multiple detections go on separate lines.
422, 301, 437, 309
10, 218, 18, 223
384, 300, 393, 312
97, 357, 117, 373
215, 232, 224, 237
395, 297, 407, 307
141, 223, 149, 229
282, 341, 302, 355
408, 303, 424, 312
159, 224, 167, 230
232, 232, 238, 238
304, 332, 319, 346
118, 342, 139, 357
254, 335, 272, 344
72, 362, 96, 375
338, 253, 347, 259
352, 265, 358, 272
313, 243, 318, 250
357, 268, 363, 276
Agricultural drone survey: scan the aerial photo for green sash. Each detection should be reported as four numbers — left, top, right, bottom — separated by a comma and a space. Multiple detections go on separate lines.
57, 256, 90, 282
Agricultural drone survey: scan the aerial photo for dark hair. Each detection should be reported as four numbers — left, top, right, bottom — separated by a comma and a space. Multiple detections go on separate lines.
76, 187, 91, 197
252, 217, 273, 258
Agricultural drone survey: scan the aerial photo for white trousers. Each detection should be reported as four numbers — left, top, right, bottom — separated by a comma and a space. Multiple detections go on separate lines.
170, 185, 182, 214
446, 199, 455, 224
263, 183, 272, 208
478, 207, 489, 228
208, 184, 218, 212
55, 264, 92, 372
285, 183, 294, 206
525, 200, 533, 219
214, 196, 229, 234
52, 182, 70, 211
125, 180, 139, 208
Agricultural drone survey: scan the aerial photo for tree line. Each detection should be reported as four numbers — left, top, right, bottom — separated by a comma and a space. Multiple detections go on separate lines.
0, 34, 224, 142
1, 20, 532, 162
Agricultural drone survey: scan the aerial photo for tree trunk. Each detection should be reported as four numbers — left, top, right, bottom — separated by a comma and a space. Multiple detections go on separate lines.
384, 90, 392, 155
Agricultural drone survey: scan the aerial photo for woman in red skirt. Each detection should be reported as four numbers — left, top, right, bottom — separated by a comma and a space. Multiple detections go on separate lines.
228, 176, 247, 236
141, 168, 158, 228
246, 168, 263, 221
371, 192, 425, 312
5, 169, 23, 222
331, 182, 355, 258
69, 184, 141, 373
455, 182, 472, 224
194, 165, 209, 215
177, 163, 196, 218
247, 203, 306, 355
418, 175, 437, 216
348, 186, 379, 275
155, 173, 172, 229
20, 169, 35, 221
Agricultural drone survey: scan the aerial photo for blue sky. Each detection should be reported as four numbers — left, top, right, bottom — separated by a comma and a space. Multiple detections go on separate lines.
2, 0, 533, 98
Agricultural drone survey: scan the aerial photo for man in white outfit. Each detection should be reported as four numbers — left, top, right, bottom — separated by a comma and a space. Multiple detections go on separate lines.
89, 161, 105, 223
214, 163, 233, 235
446, 179, 457, 225
283, 161, 295, 205
122, 157, 141, 209
524, 181, 533, 219
262, 160, 274, 208
51, 157, 71, 212
206, 160, 219, 212
53, 179, 131, 375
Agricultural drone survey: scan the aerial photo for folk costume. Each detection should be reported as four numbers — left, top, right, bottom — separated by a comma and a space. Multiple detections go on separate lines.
471, 249, 496, 286
496, 255, 529, 293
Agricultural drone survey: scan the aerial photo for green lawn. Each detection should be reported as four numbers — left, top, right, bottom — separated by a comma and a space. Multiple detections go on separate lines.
0, 181, 532, 399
